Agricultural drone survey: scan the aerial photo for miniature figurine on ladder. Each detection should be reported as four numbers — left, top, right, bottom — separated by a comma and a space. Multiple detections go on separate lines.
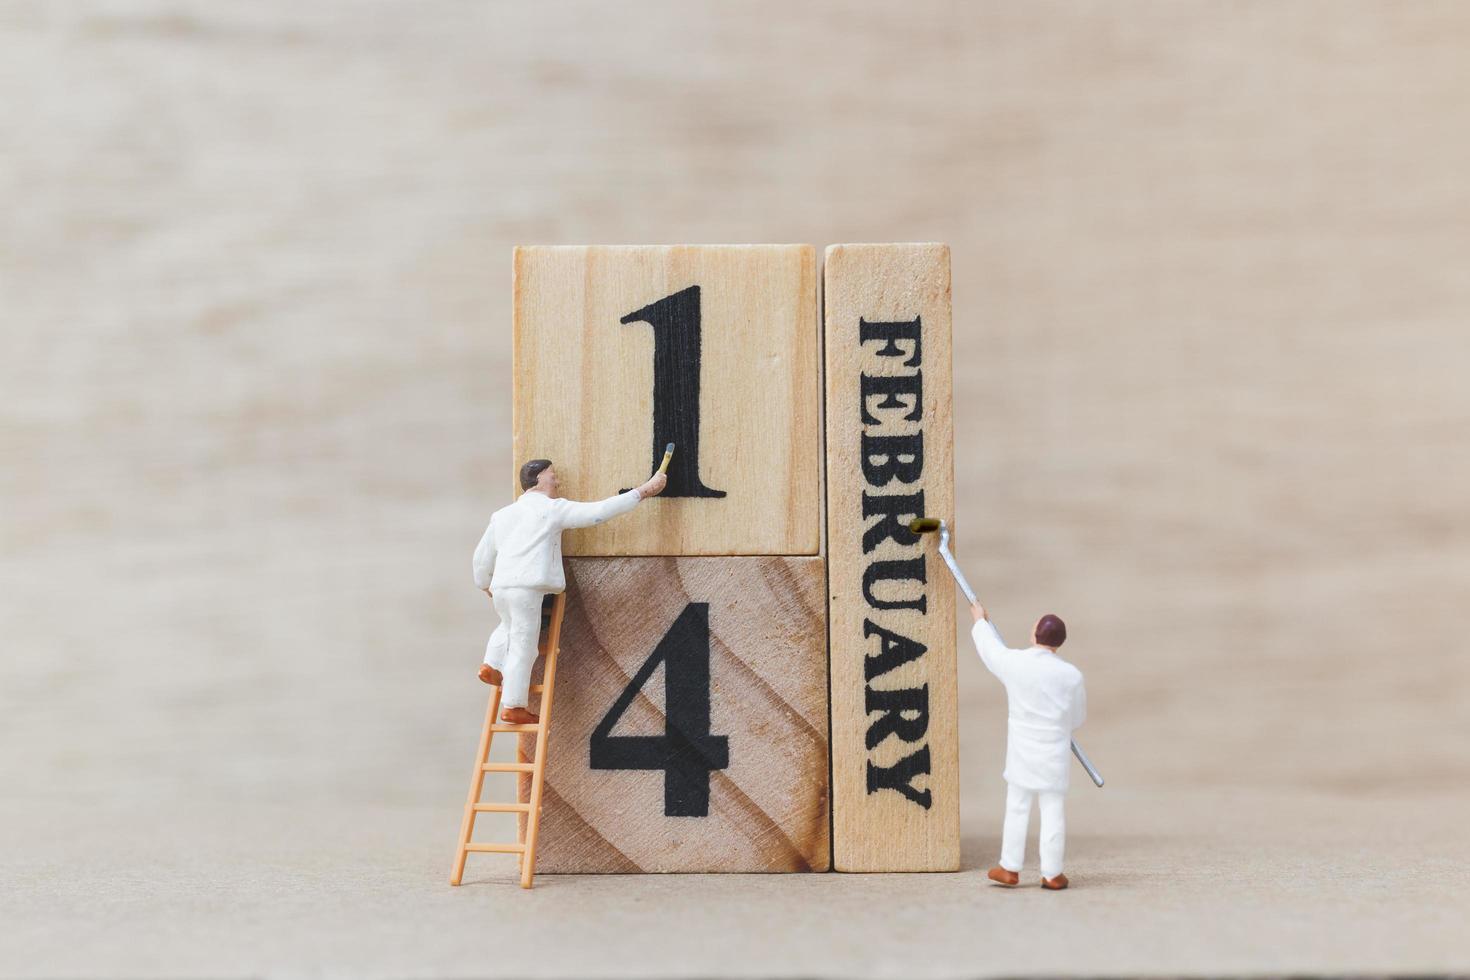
452, 453, 670, 888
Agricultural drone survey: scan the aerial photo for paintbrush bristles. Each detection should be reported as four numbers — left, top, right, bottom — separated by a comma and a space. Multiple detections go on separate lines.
908, 517, 942, 534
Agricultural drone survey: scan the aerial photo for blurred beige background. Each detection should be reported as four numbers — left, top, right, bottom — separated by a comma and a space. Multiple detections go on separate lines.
3, 1, 1468, 977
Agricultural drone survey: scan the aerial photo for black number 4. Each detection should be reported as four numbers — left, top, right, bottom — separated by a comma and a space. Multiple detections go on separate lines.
589, 603, 730, 817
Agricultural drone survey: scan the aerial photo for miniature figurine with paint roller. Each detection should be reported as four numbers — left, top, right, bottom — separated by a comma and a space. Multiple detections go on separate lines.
909, 515, 1104, 789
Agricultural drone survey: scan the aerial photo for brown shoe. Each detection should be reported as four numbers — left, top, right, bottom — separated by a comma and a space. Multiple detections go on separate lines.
478, 664, 503, 686
1041, 874, 1069, 890
500, 706, 540, 725
987, 866, 1020, 887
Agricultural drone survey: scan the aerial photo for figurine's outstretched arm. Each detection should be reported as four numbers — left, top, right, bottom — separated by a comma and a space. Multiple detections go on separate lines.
557, 489, 642, 529
971, 618, 1016, 681
557, 472, 667, 529
912, 514, 1105, 789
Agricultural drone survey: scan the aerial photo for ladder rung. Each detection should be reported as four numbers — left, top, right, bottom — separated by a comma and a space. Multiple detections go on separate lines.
473, 802, 530, 813
481, 762, 535, 772
529, 684, 545, 693
463, 841, 525, 854
489, 723, 541, 732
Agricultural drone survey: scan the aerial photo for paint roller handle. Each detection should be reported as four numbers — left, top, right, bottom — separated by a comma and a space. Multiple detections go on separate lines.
936, 533, 979, 606
1072, 739, 1105, 788
909, 517, 1106, 789
908, 517, 980, 605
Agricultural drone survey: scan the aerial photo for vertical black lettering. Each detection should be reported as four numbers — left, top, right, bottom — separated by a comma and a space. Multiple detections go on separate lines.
861, 490, 926, 553
862, 557, 928, 613
860, 317, 923, 367
861, 431, 925, 486
863, 619, 929, 681
866, 745, 933, 809
864, 684, 930, 749
860, 371, 924, 424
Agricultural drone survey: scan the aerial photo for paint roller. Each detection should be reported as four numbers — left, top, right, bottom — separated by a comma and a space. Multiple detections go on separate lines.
908, 516, 1105, 788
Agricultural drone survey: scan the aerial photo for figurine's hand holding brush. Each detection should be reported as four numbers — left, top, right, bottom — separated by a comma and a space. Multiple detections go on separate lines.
636, 442, 673, 498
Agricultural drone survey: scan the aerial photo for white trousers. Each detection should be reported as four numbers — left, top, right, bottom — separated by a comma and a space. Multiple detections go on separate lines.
482, 587, 547, 708
999, 783, 1067, 880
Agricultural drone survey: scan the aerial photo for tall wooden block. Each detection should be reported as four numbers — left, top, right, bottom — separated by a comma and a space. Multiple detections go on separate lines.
518, 556, 830, 873
513, 245, 821, 556
823, 243, 960, 872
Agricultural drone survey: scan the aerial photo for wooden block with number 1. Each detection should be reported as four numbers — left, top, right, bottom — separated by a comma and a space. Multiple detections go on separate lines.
513, 244, 821, 557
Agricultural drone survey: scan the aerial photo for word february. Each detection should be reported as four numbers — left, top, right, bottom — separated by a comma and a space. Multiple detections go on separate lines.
855, 315, 933, 809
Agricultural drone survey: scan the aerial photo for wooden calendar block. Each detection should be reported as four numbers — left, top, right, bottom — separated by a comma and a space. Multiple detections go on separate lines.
512, 245, 821, 556
823, 243, 960, 872
518, 556, 830, 872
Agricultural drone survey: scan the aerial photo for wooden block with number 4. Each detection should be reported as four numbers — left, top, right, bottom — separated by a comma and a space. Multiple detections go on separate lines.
518, 556, 830, 872
513, 244, 821, 556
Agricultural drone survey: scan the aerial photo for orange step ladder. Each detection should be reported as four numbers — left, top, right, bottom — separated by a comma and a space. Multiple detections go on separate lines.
450, 592, 564, 889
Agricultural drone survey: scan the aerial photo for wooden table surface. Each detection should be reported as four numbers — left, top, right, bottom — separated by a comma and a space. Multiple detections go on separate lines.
3, 1, 1468, 975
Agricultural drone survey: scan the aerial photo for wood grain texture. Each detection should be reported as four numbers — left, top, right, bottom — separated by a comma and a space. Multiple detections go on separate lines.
512, 245, 820, 556
824, 243, 959, 872
517, 556, 830, 872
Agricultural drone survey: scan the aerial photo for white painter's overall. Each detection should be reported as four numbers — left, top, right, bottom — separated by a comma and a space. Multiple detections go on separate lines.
971, 619, 1087, 880
472, 488, 642, 707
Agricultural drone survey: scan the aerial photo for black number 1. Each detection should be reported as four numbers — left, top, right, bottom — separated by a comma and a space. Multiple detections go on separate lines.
620, 286, 726, 498
589, 603, 730, 817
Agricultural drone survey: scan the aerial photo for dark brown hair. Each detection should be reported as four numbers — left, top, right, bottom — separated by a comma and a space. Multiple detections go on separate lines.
1035, 614, 1067, 648
519, 458, 553, 491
